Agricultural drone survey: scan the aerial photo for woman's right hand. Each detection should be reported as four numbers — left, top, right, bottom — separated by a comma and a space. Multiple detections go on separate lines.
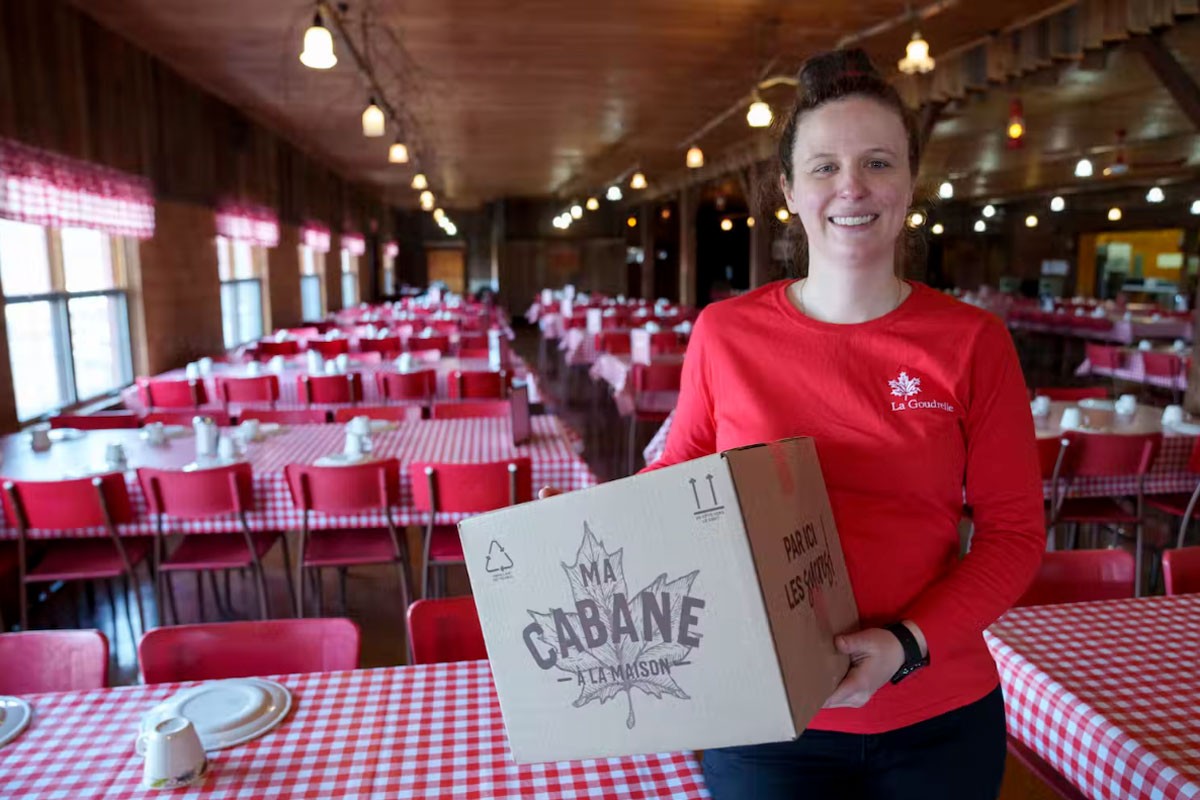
538, 486, 562, 499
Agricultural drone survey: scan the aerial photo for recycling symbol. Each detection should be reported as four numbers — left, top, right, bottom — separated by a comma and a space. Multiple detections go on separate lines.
486, 539, 514, 573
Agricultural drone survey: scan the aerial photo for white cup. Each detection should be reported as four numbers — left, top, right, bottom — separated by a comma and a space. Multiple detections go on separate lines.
1138, 340, 1153, 351
105, 442, 128, 470
1174, 339, 1189, 352
217, 436, 236, 461
335, 353, 350, 373
397, 354, 413, 372
269, 356, 286, 373
185, 363, 200, 380
198, 357, 214, 376
246, 361, 263, 376
324, 360, 338, 376
1163, 405, 1185, 426
240, 418, 260, 442
1059, 407, 1083, 430
344, 431, 364, 458
1030, 396, 1051, 418
136, 716, 208, 790
347, 416, 371, 437
29, 423, 51, 452
144, 422, 167, 446
1116, 394, 1138, 416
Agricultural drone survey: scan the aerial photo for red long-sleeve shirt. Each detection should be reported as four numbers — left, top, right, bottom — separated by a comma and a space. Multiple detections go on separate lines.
647, 279, 1044, 734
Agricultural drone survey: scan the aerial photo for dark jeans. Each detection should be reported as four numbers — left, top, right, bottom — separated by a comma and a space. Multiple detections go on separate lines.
702, 686, 1006, 800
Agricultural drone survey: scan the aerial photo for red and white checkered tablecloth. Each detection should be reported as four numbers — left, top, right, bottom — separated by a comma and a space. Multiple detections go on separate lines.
644, 410, 675, 466
985, 595, 1200, 800
1075, 354, 1188, 392
0, 660, 709, 800
560, 329, 598, 366
0, 417, 597, 539
539, 313, 564, 340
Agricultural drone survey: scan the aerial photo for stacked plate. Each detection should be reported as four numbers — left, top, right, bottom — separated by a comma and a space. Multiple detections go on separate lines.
141, 678, 291, 750
0, 696, 32, 748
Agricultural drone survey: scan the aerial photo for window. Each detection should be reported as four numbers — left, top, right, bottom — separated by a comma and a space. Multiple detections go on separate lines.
341, 248, 359, 308
0, 219, 134, 421
382, 243, 397, 296
299, 244, 324, 321
217, 235, 265, 348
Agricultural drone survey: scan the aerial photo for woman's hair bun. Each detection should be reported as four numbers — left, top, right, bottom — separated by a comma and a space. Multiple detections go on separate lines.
797, 48, 883, 105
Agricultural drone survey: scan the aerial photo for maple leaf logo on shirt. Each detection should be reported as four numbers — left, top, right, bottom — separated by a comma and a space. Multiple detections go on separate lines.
888, 371, 921, 399
527, 524, 701, 729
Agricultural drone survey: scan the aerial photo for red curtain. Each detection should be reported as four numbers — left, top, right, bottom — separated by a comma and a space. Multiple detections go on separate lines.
215, 202, 280, 248
302, 222, 331, 253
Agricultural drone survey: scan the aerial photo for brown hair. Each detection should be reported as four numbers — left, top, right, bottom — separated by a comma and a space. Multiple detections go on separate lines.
772, 48, 925, 276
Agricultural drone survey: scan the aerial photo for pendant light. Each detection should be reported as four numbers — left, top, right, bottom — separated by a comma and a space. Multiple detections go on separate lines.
419, 190, 434, 211
1050, 196, 1065, 212
746, 95, 772, 128
686, 146, 705, 168
938, 181, 954, 199
299, 11, 337, 70
585, 197, 599, 211
1074, 158, 1094, 178
607, 186, 623, 201
388, 141, 410, 164
630, 172, 648, 190
362, 97, 385, 138
411, 173, 428, 191
897, 30, 935, 75
570, 204, 583, 219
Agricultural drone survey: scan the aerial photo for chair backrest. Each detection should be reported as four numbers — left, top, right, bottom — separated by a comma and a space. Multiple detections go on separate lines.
307, 339, 350, 358
633, 362, 684, 393
332, 405, 422, 423
143, 410, 232, 427
219, 375, 280, 405
409, 458, 533, 514
431, 400, 511, 419
49, 411, 140, 430
457, 347, 491, 359
359, 336, 403, 358
237, 408, 330, 424
256, 340, 301, 358
0, 630, 109, 693
1085, 343, 1125, 371
1163, 546, 1200, 595
1059, 432, 1161, 479
450, 369, 508, 400
1033, 387, 1108, 402
284, 459, 401, 515
1037, 437, 1067, 481
298, 373, 363, 404
137, 463, 251, 519
1142, 351, 1183, 379
407, 597, 487, 665
138, 619, 360, 683
456, 333, 488, 352
596, 332, 631, 355
408, 334, 450, 354
376, 370, 437, 402
2, 473, 134, 530
650, 331, 682, 354
1015, 549, 1135, 606
145, 378, 207, 408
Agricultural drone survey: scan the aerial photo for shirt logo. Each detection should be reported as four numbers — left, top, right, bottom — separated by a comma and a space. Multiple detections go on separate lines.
888, 370, 955, 414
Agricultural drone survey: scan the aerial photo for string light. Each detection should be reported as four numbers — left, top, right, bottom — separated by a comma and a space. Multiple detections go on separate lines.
570, 204, 583, 219
746, 216, 755, 228
361, 97, 385, 138
1191, 200, 1200, 215
974, 220, 986, 233
1050, 196, 1065, 212
982, 204, 996, 219
299, 11, 337, 69
586, 197, 599, 211
411, 173, 428, 190
907, 211, 925, 228
897, 30, 935, 75
418, 190, 434, 211
627, 216, 638, 228
388, 141, 409, 163
1146, 187, 1165, 203
686, 147, 705, 168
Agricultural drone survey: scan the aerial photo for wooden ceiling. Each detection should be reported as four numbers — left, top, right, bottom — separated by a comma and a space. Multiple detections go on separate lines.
69, 0, 1200, 208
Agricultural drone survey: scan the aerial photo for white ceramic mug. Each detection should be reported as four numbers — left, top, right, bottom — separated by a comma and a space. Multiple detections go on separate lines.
144, 422, 167, 446
1163, 405, 1185, 426
246, 361, 263, 376
1030, 396, 1051, 418
29, 423, 51, 452
217, 436, 236, 461
198, 357, 214, 376
105, 442, 128, 470
136, 716, 208, 790
1116, 394, 1138, 416
1138, 340, 1154, 352
335, 354, 350, 373
240, 418, 260, 442
344, 431, 364, 458
1059, 407, 1083, 430
347, 416, 370, 437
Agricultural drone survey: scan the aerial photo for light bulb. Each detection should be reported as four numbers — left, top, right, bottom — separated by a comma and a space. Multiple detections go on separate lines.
931, 223, 944, 235
1007, 121, 1024, 140
432, 208, 445, 222
630, 172, 647, 190
445, 223, 457, 236
1108, 207, 1122, 222
686, 147, 704, 168
775, 208, 790, 222
720, 218, 733, 231
586, 197, 599, 211
908, 212, 925, 228
627, 216, 638, 228
299, 13, 337, 69
938, 181, 954, 199
607, 185, 623, 201
1191, 200, 1200, 215
388, 142, 409, 163
982, 204, 996, 218
570, 205, 583, 219
1025, 215, 1038, 228
974, 220, 986, 233
1075, 158, 1093, 178
746, 216, 755, 228
746, 99, 773, 128
419, 190, 434, 211
1050, 196, 1065, 212
660, 207, 671, 220
411, 173, 428, 190
1147, 187, 1165, 203
898, 31, 935, 75
361, 98, 385, 138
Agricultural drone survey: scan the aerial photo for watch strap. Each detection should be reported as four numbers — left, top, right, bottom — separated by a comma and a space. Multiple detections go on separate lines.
884, 622, 929, 684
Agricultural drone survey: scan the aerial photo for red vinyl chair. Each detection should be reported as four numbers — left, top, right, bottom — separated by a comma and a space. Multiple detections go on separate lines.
283, 460, 412, 619
142, 378, 208, 408
256, 340, 301, 358
1146, 437, 1200, 553
407, 597, 487, 665
409, 458, 532, 598
1032, 387, 1108, 402
1, 474, 151, 639
1143, 351, 1185, 403
1162, 546, 1200, 595
306, 339, 351, 359
456, 333, 488, 354
1015, 549, 1135, 606
238, 408, 330, 424
407, 334, 450, 355
218, 375, 280, 408
1050, 432, 1161, 595
627, 362, 683, 474
595, 332, 631, 355
449, 370, 508, 400
49, 412, 140, 430
431, 400, 511, 419
0, 630, 109, 693
457, 347, 491, 360
359, 336, 403, 358
297, 373, 363, 405
650, 331, 683, 355
332, 405, 422, 423
142, 410, 232, 427
376, 370, 437, 404
1085, 343, 1126, 374
138, 618, 360, 683
137, 464, 293, 624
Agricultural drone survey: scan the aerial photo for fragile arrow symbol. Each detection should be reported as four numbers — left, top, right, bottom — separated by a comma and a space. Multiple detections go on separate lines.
689, 477, 700, 509
706, 474, 717, 506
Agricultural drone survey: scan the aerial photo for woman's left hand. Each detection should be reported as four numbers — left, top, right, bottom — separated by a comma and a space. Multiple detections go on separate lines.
821, 628, 907, 709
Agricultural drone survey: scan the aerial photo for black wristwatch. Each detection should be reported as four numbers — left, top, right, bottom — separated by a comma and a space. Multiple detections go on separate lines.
884, 622, 930, 684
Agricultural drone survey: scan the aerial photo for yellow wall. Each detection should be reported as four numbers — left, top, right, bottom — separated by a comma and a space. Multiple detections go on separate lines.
1089, 229, 1185, 281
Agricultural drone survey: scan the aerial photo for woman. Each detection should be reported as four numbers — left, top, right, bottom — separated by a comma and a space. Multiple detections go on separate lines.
579, 49, 1042, 798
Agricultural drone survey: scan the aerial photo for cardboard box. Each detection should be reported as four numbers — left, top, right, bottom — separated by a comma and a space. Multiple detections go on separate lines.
459, 437, 859, 764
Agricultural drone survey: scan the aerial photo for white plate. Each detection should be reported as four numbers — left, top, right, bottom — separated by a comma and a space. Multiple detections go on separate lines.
369, 419, 398, 433
314, 453, 372, 467
0, 696, 32, 748
1078, 398, 1116, 411
182, 457, 242, 472
141, 678, 291, 751
1166, 419, 1200, 436
48, 428, 85, 442
259, 422, 281, 435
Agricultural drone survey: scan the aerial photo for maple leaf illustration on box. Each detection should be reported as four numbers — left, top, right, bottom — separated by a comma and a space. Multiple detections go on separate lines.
527, 524, 701, 729
888, 371, 921, 398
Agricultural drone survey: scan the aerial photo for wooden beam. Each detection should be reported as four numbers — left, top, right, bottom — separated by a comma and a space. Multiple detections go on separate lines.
1130, 34, 1200, 131
640, 205, 655, 301
919, 101, 947, 148
678, 184, 697, 307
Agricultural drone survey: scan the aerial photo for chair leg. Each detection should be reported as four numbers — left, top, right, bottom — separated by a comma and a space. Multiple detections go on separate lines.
253, 561, 271, 620
196, 573, 206, 623
19, 578, 28, 632
122, 573, 141, 641
1134, 523, 1144, 597
278, 535, 298, 618
166, 573, 180, 626
297, 566, 307, 619
103, 580, 119, 651
338, 567, 348, 614
313, 569, 325, 617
